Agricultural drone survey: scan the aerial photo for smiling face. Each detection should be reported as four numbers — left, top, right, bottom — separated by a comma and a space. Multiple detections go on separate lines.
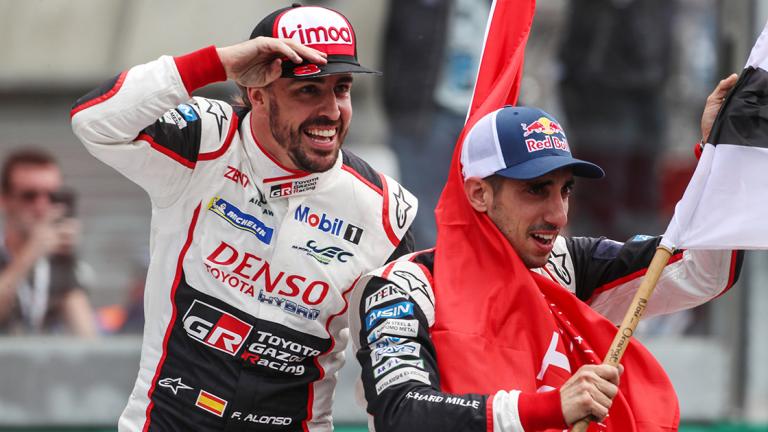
249, 74, 353, 173
466, 167, 574, 268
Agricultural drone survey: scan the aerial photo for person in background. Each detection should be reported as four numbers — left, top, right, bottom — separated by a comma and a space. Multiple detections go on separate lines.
382, 0, 490, 249
0, 148, 97, 337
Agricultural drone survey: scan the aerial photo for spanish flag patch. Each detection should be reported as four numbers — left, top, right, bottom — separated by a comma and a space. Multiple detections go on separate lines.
196, 389, 227, 417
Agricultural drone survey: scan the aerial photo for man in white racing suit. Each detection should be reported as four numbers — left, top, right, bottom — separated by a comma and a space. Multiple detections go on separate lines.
71, 4, 416, 431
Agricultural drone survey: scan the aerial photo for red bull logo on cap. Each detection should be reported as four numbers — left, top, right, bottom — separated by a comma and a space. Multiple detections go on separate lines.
521, 117, 564, 137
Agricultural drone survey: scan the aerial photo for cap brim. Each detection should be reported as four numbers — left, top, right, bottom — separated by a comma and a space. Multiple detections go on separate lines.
282, 60, 382, 79
495, 155, 605, 180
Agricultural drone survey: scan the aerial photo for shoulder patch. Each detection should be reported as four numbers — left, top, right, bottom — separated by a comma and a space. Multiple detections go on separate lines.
381, 175, 418, 247
542, 236, 576, 292
384, 260, 435, 325
194, 97, 237, 155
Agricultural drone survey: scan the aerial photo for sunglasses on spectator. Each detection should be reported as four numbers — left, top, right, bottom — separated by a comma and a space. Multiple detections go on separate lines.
13, 189, 64, 203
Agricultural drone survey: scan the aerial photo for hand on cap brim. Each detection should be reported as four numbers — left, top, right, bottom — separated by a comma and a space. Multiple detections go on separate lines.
218, 36, 328, 88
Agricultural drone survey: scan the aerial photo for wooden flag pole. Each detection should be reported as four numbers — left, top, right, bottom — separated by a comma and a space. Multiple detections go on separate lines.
570, 246, 674, 432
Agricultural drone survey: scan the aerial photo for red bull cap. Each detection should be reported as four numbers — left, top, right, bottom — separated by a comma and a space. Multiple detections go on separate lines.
250, 3, 381, 79
460, 106, 604, 180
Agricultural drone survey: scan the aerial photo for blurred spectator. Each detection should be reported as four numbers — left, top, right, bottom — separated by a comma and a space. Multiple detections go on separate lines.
557, 0, 676, 239
97, 250, 147, 334
382, 0, 490, 248
0, 148, 97, 337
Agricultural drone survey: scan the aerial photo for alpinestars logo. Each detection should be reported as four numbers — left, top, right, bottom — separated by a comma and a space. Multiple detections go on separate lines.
393, 186, 412, 229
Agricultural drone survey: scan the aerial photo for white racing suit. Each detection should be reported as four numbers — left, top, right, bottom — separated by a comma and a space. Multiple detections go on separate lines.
71, 46, 417, 432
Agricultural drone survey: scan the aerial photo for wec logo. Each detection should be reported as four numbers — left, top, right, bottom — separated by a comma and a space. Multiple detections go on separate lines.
183, 300, 253, 356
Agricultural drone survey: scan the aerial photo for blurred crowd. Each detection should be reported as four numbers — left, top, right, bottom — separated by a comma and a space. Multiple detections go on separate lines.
0, 0, 720, 338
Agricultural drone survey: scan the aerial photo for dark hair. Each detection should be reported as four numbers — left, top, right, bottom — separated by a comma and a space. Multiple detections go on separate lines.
234, 84, 251, 109
1, 148, 58, 194
484, 174, 506, 194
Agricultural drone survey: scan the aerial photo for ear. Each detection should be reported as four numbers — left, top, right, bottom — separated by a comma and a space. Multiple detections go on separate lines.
248, 87, 267, 112
464, 177, 492, 212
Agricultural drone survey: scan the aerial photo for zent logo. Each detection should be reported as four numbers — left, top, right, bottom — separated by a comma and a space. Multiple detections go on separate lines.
183, 300, 253, 356
224, 166, 250, 189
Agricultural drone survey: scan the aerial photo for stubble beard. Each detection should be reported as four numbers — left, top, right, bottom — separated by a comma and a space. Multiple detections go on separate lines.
268, 98, 345, 173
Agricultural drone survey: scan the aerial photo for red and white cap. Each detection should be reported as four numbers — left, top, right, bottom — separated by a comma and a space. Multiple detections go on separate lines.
250, 3, 380, 78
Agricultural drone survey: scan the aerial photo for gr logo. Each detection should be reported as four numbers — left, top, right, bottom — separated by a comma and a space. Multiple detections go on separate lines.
183, 300, 253, 356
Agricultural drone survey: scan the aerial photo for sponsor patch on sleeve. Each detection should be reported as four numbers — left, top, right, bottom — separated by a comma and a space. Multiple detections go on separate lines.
364, 283, 408, 312
375, 367, 430, 395
366, 319, 419, 344
373, 357, 424, 378
370, 342, 421, 365
365, 301, 414, 330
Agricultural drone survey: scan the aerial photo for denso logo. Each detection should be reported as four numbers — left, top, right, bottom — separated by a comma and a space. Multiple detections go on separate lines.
277, 8, 353, 46
182, 300, 253, 356
206, 241, 330, 306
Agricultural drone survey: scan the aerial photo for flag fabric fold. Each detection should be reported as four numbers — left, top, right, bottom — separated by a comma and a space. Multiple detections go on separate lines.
662, 19, 768, 250
432, 0, 679, 430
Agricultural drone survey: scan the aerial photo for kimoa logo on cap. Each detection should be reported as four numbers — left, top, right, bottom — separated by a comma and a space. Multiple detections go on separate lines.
277, 7, 354, 47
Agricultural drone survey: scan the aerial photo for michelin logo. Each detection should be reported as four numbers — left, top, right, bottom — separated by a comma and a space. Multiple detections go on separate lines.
208, 197, 274, 245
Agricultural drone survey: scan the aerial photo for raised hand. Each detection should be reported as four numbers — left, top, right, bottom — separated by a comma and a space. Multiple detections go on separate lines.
216, 37, 328, 88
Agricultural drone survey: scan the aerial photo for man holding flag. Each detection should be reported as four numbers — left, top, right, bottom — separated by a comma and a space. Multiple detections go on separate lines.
348, 0, 744, 430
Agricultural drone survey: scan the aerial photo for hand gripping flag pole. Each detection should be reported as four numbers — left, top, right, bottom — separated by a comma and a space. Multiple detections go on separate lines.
575, 17, 768, 432
570, 247, 673, 432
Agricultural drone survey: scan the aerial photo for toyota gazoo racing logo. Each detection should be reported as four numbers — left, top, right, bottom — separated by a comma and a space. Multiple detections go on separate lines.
240, 330, 322, 376
183, 300, 253, 356
269, 177, 318, 198
276, 7, 354, 50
